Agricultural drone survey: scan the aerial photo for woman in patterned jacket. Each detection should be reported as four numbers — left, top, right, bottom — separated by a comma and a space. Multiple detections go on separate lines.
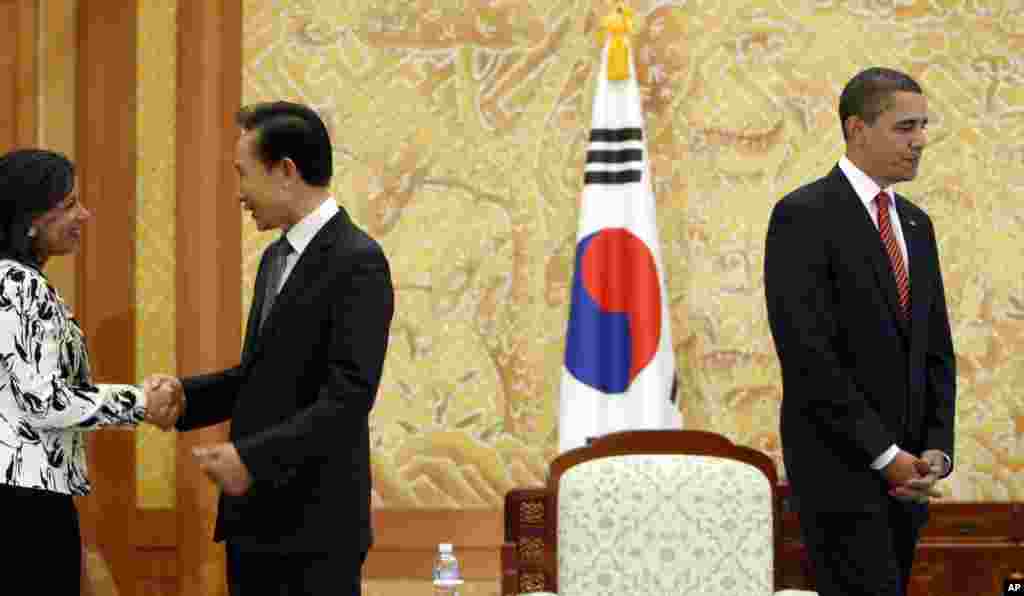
0, 149, 182, 593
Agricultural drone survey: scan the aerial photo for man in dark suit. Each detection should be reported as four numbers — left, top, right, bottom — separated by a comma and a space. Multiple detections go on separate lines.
764, 68, 956, 596
167, 101, 394, 595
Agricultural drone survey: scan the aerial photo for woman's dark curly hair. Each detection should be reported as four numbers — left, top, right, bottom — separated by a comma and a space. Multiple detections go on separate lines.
0, 149, 75, 267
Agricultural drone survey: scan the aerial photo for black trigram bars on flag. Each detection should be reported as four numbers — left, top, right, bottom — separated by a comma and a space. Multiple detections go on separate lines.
584, 127, 643, 185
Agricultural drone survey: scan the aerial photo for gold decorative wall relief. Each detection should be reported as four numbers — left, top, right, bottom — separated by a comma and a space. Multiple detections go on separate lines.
242, 0, 1024, 505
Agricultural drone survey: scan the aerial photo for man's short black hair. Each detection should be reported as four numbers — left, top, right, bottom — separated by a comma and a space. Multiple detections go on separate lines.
236, 101, 332, 187
839, 68, 923, 140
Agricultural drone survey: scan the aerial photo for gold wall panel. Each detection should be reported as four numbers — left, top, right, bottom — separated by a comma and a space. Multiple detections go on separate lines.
136, 0, 178, 509
243, 0, 1024, 505
39, 0, 78, 307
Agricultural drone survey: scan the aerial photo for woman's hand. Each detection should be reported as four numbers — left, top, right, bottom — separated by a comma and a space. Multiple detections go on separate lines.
142, 375, 185, 430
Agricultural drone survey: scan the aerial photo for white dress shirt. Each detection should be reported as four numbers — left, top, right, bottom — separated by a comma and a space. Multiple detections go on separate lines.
277, 197, 340, 291
838, 156, 910, 274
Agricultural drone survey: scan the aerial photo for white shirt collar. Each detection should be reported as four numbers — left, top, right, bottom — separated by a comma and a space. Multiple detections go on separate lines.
283, 197, 339, 256
839, 156, 893, 209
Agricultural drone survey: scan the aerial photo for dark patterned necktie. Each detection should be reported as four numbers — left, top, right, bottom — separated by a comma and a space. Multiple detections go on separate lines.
259, 236, 293, 330
875, 192, 909, 318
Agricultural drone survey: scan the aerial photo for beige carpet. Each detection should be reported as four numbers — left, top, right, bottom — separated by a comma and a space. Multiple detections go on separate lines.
82, 548, 500, 596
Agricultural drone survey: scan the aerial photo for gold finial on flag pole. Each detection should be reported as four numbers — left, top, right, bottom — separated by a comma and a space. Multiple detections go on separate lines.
600, 0, 634, 81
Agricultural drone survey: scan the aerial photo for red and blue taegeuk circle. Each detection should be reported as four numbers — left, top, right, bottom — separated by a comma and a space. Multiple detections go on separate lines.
565, 228, 662, 393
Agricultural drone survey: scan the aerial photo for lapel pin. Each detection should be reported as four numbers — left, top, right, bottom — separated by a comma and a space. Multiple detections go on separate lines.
907, 219, 916, 227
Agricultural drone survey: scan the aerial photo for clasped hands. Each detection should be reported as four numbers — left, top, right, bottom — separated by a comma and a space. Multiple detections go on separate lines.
142, 374, 185, 430
884, 449, 949, 504
140, 374, 252, 496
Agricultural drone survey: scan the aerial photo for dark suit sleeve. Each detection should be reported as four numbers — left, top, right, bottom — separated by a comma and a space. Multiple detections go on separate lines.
234, 248, 394, 483
765, 198, 894, 464
921, 221, 956, 472
175, 365, 246, 431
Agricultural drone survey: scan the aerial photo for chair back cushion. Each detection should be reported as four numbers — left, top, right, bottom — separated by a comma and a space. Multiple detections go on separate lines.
557, 454, 773, 596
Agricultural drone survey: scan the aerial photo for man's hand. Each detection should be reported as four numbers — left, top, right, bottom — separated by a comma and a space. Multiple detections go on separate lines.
921, 449, 950, 478
882, 450, 929, 486
142, 375, 184, 430
886, 450, 945, 504
193, 442, 253, 496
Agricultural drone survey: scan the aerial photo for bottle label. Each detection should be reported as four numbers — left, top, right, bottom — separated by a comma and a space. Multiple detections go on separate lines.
433, 579, 464, 587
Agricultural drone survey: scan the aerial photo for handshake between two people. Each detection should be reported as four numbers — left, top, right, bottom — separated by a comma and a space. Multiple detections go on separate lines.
884, 449, 949, 505
138, 374, 253, 496
141, 374, 185, 431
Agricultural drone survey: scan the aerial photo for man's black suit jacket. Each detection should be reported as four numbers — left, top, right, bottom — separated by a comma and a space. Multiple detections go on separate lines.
764, 166, 955, 514
177, 206, 394, 555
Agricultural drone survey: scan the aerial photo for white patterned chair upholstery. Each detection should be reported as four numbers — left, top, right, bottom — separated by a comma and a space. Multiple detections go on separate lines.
515, 430, 815, 596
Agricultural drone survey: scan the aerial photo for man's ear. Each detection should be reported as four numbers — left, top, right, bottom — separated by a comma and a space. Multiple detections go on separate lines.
278, 157, 299, 181
845, 115, 865, 145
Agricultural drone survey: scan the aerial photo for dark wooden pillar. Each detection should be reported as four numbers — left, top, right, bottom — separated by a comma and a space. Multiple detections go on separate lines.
76, 0, 139, 592
175, 2, 242, 594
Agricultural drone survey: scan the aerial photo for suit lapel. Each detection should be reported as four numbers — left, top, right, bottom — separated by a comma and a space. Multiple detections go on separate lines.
253, 209, 348, 347
830, 168, 910, 340
895, 196, 929, 335
242, 248, 272, 364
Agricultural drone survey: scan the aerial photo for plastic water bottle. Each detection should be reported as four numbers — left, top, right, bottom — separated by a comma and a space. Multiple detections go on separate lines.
432, 542, 463, 595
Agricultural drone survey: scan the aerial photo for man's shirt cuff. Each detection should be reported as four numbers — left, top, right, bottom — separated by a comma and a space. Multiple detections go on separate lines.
871, 444, 900, 470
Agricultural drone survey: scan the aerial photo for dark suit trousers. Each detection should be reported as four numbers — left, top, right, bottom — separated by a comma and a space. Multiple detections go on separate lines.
799, 500, 928, 596
227, 541, 368, 596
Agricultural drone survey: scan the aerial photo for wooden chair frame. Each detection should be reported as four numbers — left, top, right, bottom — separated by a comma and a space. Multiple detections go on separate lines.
501, 430, 782, 595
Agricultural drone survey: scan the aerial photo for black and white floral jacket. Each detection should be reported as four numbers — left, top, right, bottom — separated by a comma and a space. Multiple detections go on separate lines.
0, 260, 146, 495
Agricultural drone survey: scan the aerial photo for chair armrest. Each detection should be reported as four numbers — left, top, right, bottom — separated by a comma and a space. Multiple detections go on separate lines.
501, 541, 518, 596
504, 487, 555, 594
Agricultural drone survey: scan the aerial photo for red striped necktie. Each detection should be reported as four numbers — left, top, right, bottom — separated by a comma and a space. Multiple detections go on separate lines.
875, 192, 909, 318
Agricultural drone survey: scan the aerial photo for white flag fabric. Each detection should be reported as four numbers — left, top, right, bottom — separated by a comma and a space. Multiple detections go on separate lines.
558, 41, 681, 454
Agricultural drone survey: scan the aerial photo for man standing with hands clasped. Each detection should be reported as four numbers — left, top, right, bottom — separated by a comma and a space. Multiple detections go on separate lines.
150, 101, 394, 596
764, 67, 956, 596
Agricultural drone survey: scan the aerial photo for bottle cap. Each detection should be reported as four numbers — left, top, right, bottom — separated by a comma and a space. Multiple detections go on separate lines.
439, 543, 453, 553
